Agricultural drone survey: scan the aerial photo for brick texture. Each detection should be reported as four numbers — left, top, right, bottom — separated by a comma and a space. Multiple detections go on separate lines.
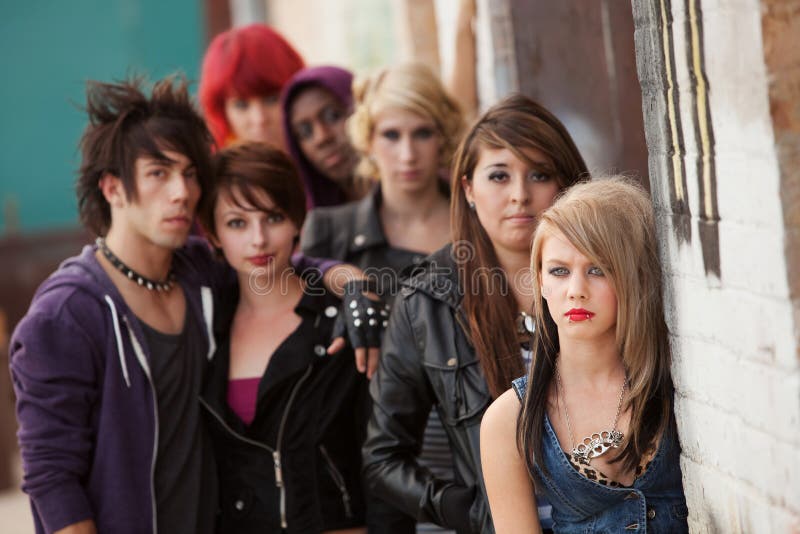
631, 0, 800, 531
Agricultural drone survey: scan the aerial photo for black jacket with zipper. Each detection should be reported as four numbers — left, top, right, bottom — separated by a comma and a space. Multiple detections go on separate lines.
363, 244, 496, 533
202, 282, 368, 533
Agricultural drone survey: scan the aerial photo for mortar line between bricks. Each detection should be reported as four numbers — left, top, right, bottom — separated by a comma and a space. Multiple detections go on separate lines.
656, 217, 787, 232
674, 391, 800, 447
681, 456, 800, 514
667, 333, 799, 372
661, 271, 792, 300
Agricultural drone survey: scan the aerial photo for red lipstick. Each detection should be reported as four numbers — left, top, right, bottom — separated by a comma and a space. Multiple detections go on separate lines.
247, 254, 273, 266
565, 308, 594, 322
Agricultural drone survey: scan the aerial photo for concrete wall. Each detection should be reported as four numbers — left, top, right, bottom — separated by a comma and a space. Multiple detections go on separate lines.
631, 0, 800, 531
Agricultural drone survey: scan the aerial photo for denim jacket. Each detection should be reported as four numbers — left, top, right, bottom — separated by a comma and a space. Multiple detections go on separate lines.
512, 376, 688, 533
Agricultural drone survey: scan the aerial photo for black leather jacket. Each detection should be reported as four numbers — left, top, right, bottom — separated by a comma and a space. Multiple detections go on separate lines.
363, 244, 495, 534
301, 183, 436, 303
202, 283, 368, 533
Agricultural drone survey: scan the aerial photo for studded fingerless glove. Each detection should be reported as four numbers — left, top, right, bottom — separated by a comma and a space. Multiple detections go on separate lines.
332, 279, 390, 349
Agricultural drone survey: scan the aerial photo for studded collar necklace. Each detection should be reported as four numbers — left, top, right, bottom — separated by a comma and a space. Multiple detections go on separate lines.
96, 237, 175, 292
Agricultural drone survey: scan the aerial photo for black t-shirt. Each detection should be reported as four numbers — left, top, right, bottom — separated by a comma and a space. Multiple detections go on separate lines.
140, 313, 217, 534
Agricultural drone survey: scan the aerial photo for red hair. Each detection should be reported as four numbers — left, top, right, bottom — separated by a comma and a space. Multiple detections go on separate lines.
199, 24, 305, 147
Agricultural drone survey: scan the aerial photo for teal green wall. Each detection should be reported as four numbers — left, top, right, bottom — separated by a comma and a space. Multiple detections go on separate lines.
0, 0, 204, 234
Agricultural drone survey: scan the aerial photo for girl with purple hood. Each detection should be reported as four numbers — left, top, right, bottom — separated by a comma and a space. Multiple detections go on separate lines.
281, 66, 370, 209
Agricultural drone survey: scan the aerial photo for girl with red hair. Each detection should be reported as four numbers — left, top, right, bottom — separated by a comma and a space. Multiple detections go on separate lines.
199, 24, 305, 149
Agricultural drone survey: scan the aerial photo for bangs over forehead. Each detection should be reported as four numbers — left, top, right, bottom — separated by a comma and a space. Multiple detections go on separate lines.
477, 133, 558, 176
128, 117, 205, 163
198, 142, 306, 237
474, 120, 563, 183
225, 60, 281, 99
220, 180, 282, 215
533, 179, 654, 291
535, 219, 609, 275
120, 116, 212, 203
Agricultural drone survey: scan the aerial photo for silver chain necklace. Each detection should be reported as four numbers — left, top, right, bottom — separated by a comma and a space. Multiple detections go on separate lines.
555, 359, 627, 465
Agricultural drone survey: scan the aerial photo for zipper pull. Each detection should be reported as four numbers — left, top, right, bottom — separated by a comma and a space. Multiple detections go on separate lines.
273, 451, 283, 487
342, 491, 353, 518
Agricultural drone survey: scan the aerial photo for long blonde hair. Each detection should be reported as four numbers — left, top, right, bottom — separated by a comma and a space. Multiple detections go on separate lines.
519, 177, 674, 474
348, 62, 463, 180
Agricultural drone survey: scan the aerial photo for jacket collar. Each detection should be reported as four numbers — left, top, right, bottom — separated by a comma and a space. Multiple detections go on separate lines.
400, 243, 463, 309
43, 241, 201, 317
39, 239, 216, 388
346, 184, 388, 254
348, 180, 452, 256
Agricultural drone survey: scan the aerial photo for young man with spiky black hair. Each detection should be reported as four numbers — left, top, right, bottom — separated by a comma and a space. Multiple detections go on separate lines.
9, 76, 224, 534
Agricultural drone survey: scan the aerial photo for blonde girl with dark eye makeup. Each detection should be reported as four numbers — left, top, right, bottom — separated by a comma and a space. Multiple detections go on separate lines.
481, 177, 688, 533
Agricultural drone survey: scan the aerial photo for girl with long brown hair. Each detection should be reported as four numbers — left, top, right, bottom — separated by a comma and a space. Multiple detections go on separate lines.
481, 178, 687, 533
362, 94, 587, 533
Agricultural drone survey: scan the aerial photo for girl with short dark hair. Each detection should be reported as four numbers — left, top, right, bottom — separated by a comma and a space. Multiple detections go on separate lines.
198, 142, 368, 533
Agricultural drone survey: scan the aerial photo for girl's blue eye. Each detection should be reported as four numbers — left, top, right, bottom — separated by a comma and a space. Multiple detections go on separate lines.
548, 267, 568, 276
588, 266, 605, 276
381, 129, 400, 141
413, 127, 435, 140
226, 218, 245, 229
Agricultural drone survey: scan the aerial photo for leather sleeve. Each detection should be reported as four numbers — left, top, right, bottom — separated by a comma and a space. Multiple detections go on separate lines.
362, 294, 458, 526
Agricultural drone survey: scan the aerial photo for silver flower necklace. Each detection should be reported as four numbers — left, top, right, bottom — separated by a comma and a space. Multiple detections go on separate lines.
555, 359, 627, 465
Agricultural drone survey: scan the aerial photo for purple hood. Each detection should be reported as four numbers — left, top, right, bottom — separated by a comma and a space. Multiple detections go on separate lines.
9, 237, 222, 534
281, 65, 354, 209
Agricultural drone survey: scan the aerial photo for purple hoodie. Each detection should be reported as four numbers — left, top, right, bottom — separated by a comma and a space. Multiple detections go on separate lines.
281, 65, 354, 209
9, 237, 225, 534
10, 233, 339, 533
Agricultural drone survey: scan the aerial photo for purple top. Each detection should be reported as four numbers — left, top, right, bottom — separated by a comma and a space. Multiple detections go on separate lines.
227, 377, 260, 425
281, 65, 354, 209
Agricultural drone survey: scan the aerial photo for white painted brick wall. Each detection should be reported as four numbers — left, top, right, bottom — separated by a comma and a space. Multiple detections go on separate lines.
652, 0, 800, 531
448, 0, 800, 530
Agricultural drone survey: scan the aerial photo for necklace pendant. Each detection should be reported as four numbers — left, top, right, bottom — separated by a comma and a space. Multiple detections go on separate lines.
517, 312, 535, 336
571, 429, 625, 465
